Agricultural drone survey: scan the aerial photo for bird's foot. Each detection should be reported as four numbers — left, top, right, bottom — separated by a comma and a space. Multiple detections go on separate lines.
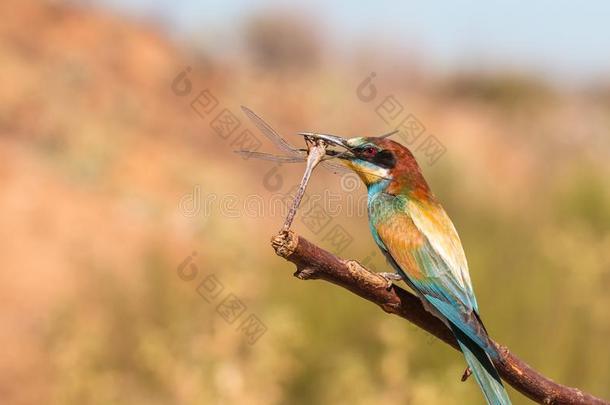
461, 366, 472, 382
378, 272, 403, 289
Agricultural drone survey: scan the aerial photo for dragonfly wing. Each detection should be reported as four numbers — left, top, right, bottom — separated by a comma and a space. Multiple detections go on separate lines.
319, 159, 352, 174
241, 106, 304, 156
235, 150, 306, 163
241, 106, 351, 174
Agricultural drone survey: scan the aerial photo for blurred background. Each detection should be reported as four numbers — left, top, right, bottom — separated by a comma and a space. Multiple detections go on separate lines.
1, 1, 609, 404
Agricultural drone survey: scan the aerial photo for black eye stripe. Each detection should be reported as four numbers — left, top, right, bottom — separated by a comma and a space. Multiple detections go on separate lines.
372, 150, 396, 168
353, 144, 395, 168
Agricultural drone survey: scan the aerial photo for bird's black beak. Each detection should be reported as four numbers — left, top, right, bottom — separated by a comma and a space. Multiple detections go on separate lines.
298, 132, 353, 158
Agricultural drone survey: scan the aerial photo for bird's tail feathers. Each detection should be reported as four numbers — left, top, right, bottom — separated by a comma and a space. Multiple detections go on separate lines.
451, 324, 511, 405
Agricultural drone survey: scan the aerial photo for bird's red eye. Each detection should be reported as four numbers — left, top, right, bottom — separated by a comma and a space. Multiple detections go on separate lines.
365, 147, 377, 155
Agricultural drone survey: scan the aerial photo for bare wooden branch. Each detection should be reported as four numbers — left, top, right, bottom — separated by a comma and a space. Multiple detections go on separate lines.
271, 230, 609, 405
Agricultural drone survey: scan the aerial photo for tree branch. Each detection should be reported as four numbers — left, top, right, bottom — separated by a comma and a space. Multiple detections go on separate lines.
271, 230, 609, 405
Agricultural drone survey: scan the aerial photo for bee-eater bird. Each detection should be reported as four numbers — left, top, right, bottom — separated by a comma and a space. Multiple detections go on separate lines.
301, 132, 511, 405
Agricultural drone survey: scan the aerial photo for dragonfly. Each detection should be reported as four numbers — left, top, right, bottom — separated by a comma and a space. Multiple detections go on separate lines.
238, 106, 344, 231
237, 106, 397, 174
237, 106, 398, 231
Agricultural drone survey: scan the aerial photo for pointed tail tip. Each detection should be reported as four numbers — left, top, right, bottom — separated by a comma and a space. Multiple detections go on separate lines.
451, 325, 511, 405
460, 341, 511, 404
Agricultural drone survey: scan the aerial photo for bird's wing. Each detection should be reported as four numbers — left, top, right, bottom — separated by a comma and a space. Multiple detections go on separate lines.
406, 198, 478, 311
375, 196, 489, 349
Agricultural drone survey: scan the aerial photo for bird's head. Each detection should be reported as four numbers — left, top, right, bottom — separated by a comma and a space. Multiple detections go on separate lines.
301, 132, 431, 196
